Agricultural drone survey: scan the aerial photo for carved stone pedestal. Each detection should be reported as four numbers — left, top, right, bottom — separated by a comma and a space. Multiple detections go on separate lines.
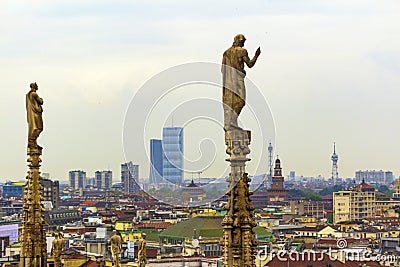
20, 147, 47, 267
222, 130, 257, 267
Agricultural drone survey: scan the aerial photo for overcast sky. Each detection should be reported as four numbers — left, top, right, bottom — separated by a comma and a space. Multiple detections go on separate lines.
1, 0, 399, 182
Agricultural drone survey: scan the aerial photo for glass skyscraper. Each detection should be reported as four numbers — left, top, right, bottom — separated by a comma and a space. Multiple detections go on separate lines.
149, 139, 163, 184
162, 127, 184, 185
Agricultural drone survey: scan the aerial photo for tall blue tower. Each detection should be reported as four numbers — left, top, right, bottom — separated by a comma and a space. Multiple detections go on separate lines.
149, 139, 163, 184
331, 142, 339, 185
162, 127, 184, 185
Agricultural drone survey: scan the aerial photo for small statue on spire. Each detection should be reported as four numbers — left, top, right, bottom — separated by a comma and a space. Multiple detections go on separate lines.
26, 82, 44, 150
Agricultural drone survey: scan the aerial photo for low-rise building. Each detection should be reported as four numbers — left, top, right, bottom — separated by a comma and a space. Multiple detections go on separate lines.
0, 222, 18, 257
333, 180, 375, 224
294, 225, 337, 239
2, 182, 24, 199
45, 209, 81, 229
290, 199, 324, 220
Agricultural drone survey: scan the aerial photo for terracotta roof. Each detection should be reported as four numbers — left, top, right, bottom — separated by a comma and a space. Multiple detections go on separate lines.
259, 212, 278, 217
80, 261, 98, 267
303, 243, 314, 249
113, 210, 136, 220
63, 227, 97, 235
322, 194, 333, 200
132, 246, 158, 258
355, 182, 375, 192
81, 200, 98, 206
355, 226, 382, 233
345, 260, 382, 267
316, 238, 370, 248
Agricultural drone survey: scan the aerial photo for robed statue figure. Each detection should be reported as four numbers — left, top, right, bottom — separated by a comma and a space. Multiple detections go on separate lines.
138, 233, 147, 267
51, 232, 65, 267
222, 34, 260, 131
26, 82, 44, 149
109, 230, 122, 267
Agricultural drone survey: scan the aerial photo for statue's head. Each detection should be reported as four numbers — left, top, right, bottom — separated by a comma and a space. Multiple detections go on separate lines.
142, 233, 147, 239
30, 82, 38, 90
233, 34, 246, 47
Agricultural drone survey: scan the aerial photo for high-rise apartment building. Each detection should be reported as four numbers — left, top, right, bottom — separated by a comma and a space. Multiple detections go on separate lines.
42, 173, 51, 179
355, 170, 394, 184
86, 177, 96, 187
162, 127, 183, 185
333, 181, 375, 224
69, 170, 86, 190
95, 170, 112, 190
149, 139, 163, 184
41, 178, 59, 209
121, 161, 140, 193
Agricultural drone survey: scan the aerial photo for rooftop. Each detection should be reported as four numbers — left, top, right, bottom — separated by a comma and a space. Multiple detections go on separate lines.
160, 216, 270, 239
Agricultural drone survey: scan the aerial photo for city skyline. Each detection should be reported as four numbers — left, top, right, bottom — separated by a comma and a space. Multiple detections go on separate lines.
1, 1, 400, 181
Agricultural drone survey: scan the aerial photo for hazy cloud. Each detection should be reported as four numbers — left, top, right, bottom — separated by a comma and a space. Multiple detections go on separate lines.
1, 0, 399, 182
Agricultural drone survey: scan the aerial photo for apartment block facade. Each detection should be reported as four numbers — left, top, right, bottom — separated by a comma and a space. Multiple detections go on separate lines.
333, 181, 375, 224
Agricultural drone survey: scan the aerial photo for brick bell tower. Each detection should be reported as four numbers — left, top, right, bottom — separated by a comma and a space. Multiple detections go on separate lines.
266, 157, 288, 204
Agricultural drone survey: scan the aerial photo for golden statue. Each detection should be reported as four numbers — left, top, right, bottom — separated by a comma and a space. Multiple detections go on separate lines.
109, 230, 122, 267
222, 34, 260, 130
20, 82, 47, 267
26, 82, 44, 149
138, 233, 147, 267
51, 232, 65, 267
